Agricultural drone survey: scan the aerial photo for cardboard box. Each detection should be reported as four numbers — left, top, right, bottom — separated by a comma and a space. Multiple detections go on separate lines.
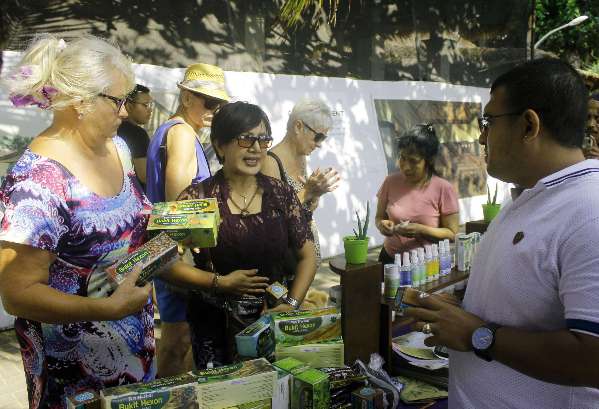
225, 399, 272, 409
292, 368, 330, 409
272, 307, 341, 346
101, 372, 199, 409
148, 199, 220, 248
65, 390, 101, 409
266, 282, 288, 307
235, 315, 274, 358
192, 358, 277, 409
272, 370, 290, 409
275, 339, 344, 368
105, 232, 178, 286
351, 387, 384, 408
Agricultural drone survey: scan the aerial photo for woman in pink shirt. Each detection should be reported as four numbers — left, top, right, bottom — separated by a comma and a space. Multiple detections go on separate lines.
376, 124, 459, 263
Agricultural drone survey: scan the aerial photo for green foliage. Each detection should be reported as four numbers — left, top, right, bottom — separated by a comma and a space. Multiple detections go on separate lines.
487, 184, 498, 206
353, 201, 370, 240
535, 1, 599, 67
277, 0, 349, 30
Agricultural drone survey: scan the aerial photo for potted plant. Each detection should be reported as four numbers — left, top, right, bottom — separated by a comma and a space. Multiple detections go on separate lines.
482, 184, 501, 222
344, 202, 370, 264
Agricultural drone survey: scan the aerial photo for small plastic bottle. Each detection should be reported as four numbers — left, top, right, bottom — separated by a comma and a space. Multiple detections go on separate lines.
400, 252, 412, 287
384, 264, 400, 298
410, 249, 419, 287
417, 247, 426, 285
424, 245, 433, 283
431, 244, 440, 280
394, 252, 402, 267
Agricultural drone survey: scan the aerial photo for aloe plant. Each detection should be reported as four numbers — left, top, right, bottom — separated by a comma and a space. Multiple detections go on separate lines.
486, 184, 498, 206
353, 201, 370, 240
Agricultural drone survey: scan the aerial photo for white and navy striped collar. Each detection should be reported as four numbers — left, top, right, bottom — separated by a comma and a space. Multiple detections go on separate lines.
541, 159, 599, 189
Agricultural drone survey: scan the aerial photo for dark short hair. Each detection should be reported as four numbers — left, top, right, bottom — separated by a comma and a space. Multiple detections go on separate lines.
128, 84, 150, 102
210, 101, 271, 163
591, 93, 599, 102
491, 58, 587, 148
397, 124, 439, 175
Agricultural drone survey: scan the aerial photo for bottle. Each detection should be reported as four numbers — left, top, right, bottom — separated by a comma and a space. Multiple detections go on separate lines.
417, 247, 426, 285
444, 239, 453, 270
400, 252, 412, 287
394, 252, 402, 267
440, 241, 451, 276
424, 245, 433, 283
410, 249, 419, 287
431, 244, 440, 280
384, 264, 400, 298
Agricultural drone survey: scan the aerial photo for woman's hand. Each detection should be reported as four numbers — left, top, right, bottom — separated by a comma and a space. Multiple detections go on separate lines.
301, 168, 340, 199
218, 269, 269, 296
108, 265, 152, 320
376, 219, 395, 236
394, 222, 429, 238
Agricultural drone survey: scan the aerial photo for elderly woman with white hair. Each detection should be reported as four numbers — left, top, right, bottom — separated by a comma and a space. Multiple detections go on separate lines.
262, 98, 340, 262
0, 35, 154, 408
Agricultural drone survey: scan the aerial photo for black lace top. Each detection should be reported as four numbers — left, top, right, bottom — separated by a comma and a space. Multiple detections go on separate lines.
178, 170, 312, 282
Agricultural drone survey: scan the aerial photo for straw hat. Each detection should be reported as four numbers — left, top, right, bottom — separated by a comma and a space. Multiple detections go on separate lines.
177, 63, 230, 101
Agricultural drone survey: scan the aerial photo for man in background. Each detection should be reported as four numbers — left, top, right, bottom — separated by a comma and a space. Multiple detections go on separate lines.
118, 84, 153, 188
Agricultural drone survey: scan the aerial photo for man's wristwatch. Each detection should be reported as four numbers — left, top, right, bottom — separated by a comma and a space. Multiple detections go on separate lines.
284, 295, 301, 310
471, 323, 501, 362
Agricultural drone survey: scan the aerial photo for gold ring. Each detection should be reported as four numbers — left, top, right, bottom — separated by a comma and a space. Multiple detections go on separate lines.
422, 323, 432, 335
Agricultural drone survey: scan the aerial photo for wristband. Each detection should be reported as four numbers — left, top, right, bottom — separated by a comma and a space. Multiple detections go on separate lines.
284, 295, 301, 310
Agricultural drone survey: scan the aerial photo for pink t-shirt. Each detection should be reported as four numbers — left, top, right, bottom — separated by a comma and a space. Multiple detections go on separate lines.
377, 172, 459, 255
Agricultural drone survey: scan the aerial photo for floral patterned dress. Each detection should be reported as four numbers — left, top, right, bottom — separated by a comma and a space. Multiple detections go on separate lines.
0, 137, 155, 409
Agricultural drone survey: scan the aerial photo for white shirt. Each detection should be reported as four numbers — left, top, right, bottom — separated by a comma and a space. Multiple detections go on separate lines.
450, 160, 599, 409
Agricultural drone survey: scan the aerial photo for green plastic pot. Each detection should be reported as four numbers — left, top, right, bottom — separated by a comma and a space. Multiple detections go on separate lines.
343, 236, 369, 264
482, 203, 501, 222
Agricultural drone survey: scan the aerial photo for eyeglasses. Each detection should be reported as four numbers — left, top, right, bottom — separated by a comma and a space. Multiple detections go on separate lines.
236, 134, 273, 149
478, 111, 524, 132
302, 121, 328, 143
128, 100, 155, 110
203, 97, 224, 111
98, 93, 128, 111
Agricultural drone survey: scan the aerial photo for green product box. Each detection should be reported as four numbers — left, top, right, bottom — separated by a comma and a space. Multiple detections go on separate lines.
65, 390, 101, 409
272, 307, 341, 346
105, 232, 179, 286
274, 339, 344, 368
292, 368, 330, 409
101, 373, 199, 409
192, 358, 277, 409
148, 199, 220, 248
235, 315, 274, 358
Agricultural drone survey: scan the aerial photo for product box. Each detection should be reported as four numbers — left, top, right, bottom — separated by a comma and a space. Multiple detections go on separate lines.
275, 339, 345, 368
266, 282, 288, 307
292, 367, 330, 409
148, 199, 220, 248
272, 369, 290, 409
272, 307, 341, 346
101, 372, 199, 409
192, 358, 277, 409
65, 390, 101, 409
235, 315, 275, 358
225, 399, 272, 409
105, 232, 179, 286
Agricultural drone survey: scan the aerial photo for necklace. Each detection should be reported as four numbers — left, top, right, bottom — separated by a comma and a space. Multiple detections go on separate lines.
228, 183, 259, 217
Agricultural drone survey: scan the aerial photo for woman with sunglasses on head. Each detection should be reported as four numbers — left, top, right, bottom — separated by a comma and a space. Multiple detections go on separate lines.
0, 35, 155, 408
262, 98, 340, 263
169, 101, 317, 369
375, 124, 459, 264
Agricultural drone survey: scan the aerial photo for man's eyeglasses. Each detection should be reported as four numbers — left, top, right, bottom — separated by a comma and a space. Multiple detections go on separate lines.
98, 93, 128, 111
302, 121, 328, 143
236, 134, 273, 149
128, 100, 155, 110
478, 111, 524, 132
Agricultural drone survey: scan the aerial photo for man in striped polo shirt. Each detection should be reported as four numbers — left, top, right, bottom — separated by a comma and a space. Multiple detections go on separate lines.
407, 58, 599, 408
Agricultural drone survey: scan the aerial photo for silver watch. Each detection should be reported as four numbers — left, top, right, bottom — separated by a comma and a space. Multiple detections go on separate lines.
284, 295, 300, 309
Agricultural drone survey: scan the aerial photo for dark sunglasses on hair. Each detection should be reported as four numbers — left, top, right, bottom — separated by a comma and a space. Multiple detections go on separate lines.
477, 111, 523, 132
302, 121, 328, 143
98, 93, 128, 111
236, 134, 273, 149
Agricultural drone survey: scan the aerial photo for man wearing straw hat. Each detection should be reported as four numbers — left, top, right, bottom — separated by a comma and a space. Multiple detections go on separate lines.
146, 63, 229, 377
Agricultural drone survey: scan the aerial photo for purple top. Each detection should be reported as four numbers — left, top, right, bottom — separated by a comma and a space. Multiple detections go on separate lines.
0, 137, 155, 409
146, 119, 211, 203
179, 170, 311, 281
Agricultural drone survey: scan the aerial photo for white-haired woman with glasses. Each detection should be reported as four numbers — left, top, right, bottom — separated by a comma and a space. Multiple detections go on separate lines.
0, 35, 154, 408
262, 98, 340, 262
171, 101, 317, 369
